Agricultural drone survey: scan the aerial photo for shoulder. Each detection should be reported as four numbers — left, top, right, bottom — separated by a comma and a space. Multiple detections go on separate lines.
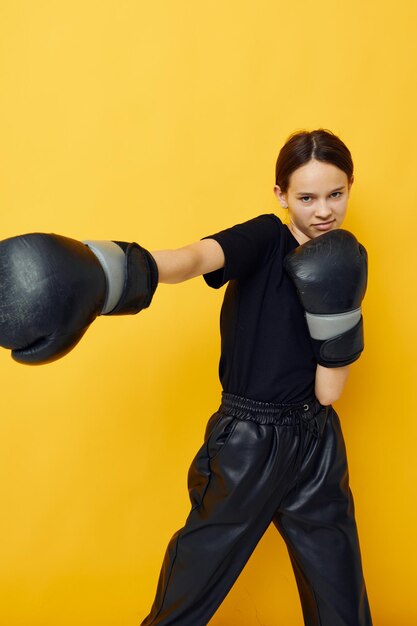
202, 213, 285, 289
206, 213, 283, 243
236, 212, 283, 231
239, 213, 286, 241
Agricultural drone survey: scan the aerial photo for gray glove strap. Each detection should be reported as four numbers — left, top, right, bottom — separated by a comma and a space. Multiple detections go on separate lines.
83, 240, 125, 314
305, 308, 362, 340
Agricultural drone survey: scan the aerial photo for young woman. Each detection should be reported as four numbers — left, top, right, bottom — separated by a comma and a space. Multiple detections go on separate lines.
142, 129, 373, 625
0, 129, 372, 625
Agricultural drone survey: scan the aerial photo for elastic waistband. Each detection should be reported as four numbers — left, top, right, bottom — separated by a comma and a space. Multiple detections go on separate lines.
219, 392, 323, 427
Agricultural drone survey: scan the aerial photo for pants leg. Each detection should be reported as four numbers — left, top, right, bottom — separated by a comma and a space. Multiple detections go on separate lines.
273, 406, 373, 626
141, 396, 324, 626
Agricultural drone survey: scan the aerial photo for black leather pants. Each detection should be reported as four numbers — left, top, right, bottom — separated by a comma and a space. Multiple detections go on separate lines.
141, 393, 373, 626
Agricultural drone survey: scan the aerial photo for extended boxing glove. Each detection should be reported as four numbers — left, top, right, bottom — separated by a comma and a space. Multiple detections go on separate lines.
0, 233, 158, 365
283, 229, 367, 367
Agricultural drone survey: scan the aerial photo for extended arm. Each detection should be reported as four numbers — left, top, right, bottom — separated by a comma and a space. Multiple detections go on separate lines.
0, 233, 224, 365
151, 238, 225, 284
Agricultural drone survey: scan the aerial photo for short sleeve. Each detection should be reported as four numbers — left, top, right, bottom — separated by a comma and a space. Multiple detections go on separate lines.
201, 213, 283, 289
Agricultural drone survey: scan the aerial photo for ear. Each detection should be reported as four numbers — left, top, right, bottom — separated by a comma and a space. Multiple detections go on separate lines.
273, 185, 288, 209
348, 175, 355, 192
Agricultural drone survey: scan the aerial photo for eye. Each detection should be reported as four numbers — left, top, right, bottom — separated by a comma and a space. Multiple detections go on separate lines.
330, 191, 342, 198
300, 196, 312, 203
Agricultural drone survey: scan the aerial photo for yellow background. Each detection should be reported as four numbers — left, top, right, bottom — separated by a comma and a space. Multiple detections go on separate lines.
0, 1, 415, 624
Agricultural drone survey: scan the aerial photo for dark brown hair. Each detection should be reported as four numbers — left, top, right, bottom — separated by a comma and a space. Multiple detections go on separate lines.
275, 129, 354, 192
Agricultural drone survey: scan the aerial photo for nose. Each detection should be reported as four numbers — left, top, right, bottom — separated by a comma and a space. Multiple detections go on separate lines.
315, 200, 332, 220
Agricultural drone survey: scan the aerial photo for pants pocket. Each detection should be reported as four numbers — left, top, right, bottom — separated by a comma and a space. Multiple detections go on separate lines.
187, 413, 238, 510
206, 414, 238, 461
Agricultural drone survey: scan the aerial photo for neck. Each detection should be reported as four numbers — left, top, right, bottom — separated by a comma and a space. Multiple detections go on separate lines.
288, 222, 310, 245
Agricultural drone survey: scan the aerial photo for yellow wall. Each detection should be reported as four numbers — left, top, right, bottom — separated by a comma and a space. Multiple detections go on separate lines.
0, 1, 415, 624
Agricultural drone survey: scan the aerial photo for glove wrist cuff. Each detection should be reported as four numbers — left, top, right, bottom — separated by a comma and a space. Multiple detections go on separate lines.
306, 308, 362, 340
83, 241, 125, 314
107, 242, 158, 315
83, 240, 158, 315
312, 317, 364, 367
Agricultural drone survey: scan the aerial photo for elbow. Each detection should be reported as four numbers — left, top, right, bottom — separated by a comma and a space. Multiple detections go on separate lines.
314, 364, 350, 407
315, 389, 341, 407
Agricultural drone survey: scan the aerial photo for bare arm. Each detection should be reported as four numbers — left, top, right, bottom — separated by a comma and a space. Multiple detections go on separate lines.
314, 364, 350, 406
151, 238, 225, 284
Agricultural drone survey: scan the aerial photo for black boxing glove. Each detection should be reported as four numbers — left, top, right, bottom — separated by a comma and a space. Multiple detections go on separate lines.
283, 229, 367, 367
0, 233, 158, 365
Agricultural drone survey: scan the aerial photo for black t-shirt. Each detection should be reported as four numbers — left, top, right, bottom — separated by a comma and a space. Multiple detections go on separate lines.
202, 213, 317, 404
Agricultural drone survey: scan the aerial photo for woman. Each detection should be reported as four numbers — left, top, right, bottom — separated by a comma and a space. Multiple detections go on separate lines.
0, 128, 370, 625
142, 129, 373, 626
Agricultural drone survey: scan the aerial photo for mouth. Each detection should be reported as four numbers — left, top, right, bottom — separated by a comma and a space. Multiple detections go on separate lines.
313, 219, 336, 231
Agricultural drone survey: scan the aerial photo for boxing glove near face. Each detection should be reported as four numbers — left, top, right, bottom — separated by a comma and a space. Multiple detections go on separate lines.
283, 229, 368, 367
0, 233, 158, 365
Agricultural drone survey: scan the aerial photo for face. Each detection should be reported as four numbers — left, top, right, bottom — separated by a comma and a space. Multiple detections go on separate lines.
274, 159, 353, 245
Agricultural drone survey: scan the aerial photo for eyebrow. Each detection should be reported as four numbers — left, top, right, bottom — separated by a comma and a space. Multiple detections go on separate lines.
296, 186, 346, 196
